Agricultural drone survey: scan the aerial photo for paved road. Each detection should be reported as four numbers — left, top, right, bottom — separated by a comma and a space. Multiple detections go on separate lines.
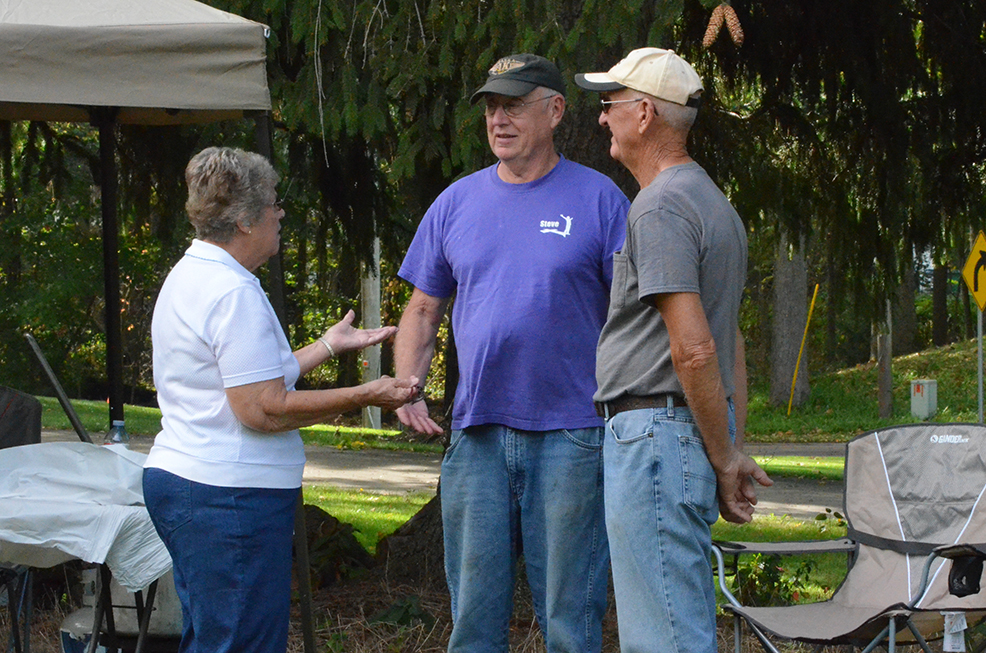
746, 442, 845, 521
42, 430, 843, 520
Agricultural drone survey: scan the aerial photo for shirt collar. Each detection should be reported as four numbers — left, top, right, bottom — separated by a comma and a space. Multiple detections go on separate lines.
185, 239, 256, 281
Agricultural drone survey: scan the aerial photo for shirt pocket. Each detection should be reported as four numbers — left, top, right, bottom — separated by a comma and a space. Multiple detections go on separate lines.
611, 250, 629, 311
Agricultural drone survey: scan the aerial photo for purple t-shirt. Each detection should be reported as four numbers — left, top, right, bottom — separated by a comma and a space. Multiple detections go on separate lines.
399, 157, 628, 431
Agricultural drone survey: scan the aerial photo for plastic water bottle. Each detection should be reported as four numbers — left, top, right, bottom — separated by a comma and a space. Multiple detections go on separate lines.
103, 419, 129, 447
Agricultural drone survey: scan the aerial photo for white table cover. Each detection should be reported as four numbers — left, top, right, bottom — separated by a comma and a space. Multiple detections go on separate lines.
0, 442, 171, 591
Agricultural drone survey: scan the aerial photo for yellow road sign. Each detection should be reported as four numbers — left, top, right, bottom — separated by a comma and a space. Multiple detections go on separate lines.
963, 231, 986, 312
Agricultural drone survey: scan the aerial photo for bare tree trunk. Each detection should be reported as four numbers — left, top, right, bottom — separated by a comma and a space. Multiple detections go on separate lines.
933, 264, 949, 346
770, 232, 810, 407
962, 233, 976, 340
877, 334, 893, 418
376, 489, 446, 589
893, 253, 918, 355
825, 239, 838, 361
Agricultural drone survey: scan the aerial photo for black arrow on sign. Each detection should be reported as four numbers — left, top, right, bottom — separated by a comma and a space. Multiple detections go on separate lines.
976, 251, 986, 293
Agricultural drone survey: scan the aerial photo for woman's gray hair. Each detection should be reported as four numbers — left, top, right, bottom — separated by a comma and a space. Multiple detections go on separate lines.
184, 147, 279, 244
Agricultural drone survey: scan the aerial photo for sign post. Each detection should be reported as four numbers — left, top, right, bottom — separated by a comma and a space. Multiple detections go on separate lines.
961, 231, 986, 423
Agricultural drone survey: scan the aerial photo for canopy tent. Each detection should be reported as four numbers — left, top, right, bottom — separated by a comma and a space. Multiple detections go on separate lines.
0, 0, 273, 427
0, 0, 271, 125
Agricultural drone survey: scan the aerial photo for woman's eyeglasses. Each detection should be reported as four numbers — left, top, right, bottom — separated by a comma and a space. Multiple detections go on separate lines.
270, 179, 293, 210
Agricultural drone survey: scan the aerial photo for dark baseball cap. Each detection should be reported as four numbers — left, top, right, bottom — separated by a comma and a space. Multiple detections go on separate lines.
470, 54, 566, 103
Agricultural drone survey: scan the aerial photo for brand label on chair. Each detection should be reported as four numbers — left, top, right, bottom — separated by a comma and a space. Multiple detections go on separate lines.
943, 612, 967, 652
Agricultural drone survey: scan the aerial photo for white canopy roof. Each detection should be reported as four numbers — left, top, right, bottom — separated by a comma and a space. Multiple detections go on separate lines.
0, 0, 271, 124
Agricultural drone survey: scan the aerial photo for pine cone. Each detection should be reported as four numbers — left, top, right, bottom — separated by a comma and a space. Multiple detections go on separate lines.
702, 4, 726, 48
723, 4, 744, 46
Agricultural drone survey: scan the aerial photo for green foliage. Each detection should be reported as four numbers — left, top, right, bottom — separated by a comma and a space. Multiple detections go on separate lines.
733, 553, 817, 606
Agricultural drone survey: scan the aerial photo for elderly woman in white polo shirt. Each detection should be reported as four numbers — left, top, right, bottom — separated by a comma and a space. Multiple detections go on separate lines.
142, 146, 418, 653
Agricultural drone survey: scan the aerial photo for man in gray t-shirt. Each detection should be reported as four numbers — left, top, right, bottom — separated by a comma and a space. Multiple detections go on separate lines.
576, 48, 772, 653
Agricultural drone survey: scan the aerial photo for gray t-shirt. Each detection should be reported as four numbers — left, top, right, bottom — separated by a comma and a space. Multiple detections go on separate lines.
594, 161, 747, 402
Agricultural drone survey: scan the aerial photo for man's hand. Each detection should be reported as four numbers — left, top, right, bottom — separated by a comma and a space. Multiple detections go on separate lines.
396, 399, 444, 436
322, 309, 398, 356
714, 448, 773, 524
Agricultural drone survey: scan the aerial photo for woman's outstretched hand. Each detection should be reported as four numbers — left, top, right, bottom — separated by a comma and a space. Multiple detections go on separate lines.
322, 309, 398, 356
363, 375, 420, 411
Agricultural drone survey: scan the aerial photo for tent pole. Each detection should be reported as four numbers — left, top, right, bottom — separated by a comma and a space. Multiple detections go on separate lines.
254, 112, 316, 653
94, 109, 125, 430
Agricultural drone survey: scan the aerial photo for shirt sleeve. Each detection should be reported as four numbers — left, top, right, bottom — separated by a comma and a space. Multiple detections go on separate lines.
205, 282, 288, 388
398, 196, 457, 298
634, 208, 702, 301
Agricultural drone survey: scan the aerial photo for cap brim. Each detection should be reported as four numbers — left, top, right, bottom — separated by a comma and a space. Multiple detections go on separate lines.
469, 78, 540, 104
574, 72, 626, 92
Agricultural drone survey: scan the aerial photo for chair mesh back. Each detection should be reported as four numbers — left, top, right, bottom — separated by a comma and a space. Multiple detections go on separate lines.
0, 386, 41, 449
841, 424, 986, 610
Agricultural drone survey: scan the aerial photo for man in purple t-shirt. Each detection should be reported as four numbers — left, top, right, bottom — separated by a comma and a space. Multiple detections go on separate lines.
394, 54, 628, 652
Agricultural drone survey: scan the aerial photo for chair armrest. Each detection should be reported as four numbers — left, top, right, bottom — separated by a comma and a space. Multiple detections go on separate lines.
931, 543, 986, 561
910, 543, 986, 605
714, 538, 855, 557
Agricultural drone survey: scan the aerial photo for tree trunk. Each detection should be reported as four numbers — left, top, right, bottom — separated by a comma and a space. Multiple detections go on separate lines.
962, 234, 976, 340
825, 239, 838, 361
892, 255, 918, 355
770, 232, 810, 407
375, 489, 446, 589
932, 264, 949, 346
877, 334, 893, 418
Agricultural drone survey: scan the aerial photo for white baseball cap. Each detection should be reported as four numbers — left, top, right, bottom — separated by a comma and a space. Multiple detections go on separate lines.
575, 48, 703, 108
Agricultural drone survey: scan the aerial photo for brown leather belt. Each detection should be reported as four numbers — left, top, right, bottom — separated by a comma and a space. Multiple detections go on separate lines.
595, 393, 687, 419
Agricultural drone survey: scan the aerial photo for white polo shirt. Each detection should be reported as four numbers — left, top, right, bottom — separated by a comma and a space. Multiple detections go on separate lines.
145, 239, 305, 489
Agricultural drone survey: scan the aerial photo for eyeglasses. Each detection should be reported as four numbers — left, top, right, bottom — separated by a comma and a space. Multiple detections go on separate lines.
600, 97, 644, 113
485, 95, 553, 118
269, 180, 293, 210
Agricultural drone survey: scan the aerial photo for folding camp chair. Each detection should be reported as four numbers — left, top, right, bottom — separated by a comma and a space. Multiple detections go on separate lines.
714, 423, 986, 653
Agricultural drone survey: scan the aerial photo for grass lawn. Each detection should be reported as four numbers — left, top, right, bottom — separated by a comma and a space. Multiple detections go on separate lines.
302, 485, 433, 554
746, 338, 985, 442
753, 455, 844, 481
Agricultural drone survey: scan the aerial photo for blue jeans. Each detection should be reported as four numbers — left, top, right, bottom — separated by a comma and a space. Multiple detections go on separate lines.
441, 424, 609, 653
603, 401, 734, 653
142, 468, 299, 653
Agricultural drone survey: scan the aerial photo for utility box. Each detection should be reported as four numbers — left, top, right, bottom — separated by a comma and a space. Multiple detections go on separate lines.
911, 379, 938, 420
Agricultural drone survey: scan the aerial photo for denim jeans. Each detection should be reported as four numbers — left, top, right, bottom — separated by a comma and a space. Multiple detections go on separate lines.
142, 468, 299, 653
603, 401, 734, 653
441, 424, 609, 653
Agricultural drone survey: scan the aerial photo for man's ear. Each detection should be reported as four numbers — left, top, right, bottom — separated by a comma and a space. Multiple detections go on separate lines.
637, 98, 657, 134
550, 96, 566, 128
